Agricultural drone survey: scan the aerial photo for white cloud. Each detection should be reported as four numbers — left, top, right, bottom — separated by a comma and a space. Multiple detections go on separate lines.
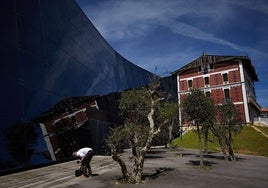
224, 0, 268, 16
82, 0, 267, 57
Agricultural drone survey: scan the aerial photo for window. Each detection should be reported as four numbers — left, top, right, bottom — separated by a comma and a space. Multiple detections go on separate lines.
71, 116, 76, 123
224, 89, 230, 99
203, 66, 208, 73
205, 91, 211, 97
188, 80, 193, 88
223, 73, 228, 82
204, 77, 209, 85
209, 64, 214, 70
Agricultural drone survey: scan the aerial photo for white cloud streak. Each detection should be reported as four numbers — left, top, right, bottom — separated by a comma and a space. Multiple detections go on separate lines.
77, 0, 268, 107
82, 0, 267, 58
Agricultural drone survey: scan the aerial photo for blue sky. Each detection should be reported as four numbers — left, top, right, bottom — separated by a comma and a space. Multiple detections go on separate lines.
76, 0, 268, 108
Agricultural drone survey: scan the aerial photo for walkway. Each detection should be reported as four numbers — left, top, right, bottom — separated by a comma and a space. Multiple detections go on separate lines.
1, 147, 268, 188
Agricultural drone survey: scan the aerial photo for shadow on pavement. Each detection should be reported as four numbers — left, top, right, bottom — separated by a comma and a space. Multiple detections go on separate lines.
145, 155, 164, 159
204, 154, 245, 161
187, 160, 218, 166
176, 153, 197, 157
203, 154, 226, 160
92, 173, 99, 177
143, 167, 174, 180
145, 149, 166, 159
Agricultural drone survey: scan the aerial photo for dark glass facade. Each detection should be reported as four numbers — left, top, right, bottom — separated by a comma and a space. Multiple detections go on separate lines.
0, 0, 157, 172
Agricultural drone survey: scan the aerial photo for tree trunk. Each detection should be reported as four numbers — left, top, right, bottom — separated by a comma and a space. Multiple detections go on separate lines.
131, 154, 145, 183
197, 124, 204, 166
110, 145, 129, 179
204, 128, 209, 154
227, 127, 236, 161
218, 138, 228, 161
227, 144, 236, 161
168, 123, 173, 143
225, 138, 236, 161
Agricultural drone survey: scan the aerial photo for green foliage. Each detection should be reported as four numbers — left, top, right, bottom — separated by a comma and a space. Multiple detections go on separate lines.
154, 102, 180, 145
106, 125, 129, 151
119, 88, 150, 125
211, 100, 242, 160
107, 82, 180, 183
157, 102, 178, 120
216, 100, 242, 130
181, 88, 215, 165
181, 89, 215, 125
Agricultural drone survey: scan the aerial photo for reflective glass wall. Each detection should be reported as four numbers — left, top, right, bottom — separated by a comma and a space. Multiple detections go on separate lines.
0, 0, 156, 172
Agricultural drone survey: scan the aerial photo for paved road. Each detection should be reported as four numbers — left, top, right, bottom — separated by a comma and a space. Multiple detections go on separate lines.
1, 147, 268, 188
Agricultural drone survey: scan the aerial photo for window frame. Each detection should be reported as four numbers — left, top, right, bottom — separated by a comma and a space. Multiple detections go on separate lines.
224, 88, 230, 99
223, 73, 228, 82
188, 80, 193, 89
204, 76, 209, 85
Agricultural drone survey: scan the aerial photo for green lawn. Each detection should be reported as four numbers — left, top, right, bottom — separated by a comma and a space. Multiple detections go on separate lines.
256, 126, 268, 136
171, 126, 268, 157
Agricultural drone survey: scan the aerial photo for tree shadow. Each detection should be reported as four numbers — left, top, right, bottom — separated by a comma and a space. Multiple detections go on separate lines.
176, 153, 197, 157
145, 155, 164, 159
203, 154, 245, 161
91, 173, 99, 177
203, 154, 226, 160
145, 149, 166, 159
186, 160, 217, 167
147, 150, 166, 154
142, 167, 174, 180
235, 157, 244, 161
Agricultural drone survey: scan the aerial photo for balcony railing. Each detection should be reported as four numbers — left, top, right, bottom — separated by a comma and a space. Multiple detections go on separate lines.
254, 117, 268, 126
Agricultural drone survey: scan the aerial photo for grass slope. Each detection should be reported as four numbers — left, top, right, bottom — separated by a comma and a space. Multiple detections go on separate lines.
171, 126, 268, 157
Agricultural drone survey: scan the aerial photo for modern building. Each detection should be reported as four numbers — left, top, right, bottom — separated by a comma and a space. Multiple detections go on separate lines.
0, 0, 159, 172
172, 53, 261, 125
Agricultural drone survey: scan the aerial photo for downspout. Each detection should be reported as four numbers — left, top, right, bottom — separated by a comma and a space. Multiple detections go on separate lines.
239, 61, 250, 123
177, 74, 182, 127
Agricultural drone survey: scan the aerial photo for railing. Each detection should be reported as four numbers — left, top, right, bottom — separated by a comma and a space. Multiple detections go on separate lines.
254, 117, 268, 126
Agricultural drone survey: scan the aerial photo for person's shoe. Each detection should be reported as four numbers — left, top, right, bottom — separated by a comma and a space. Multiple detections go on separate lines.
80, 174, 89, 178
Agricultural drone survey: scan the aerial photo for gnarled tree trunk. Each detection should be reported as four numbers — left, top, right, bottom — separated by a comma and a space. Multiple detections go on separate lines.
110, 145, 129, 179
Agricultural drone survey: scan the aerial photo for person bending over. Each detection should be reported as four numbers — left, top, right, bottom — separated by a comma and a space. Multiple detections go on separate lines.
73, 147, 94, 177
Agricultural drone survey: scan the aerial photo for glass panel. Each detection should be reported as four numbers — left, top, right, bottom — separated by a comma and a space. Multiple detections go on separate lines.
224, 89, 230, 99
205, 91, 211, 97
223, 73, 228, 82
188, 80, 193, 88
205, 77, 209, 85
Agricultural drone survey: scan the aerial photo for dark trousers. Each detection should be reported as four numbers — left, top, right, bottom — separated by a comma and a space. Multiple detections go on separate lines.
81, 150, 94, 175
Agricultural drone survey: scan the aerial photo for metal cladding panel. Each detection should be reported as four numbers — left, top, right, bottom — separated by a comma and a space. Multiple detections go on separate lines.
0, 0, 156, 171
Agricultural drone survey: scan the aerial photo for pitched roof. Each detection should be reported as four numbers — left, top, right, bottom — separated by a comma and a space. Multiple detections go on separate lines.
172, 53, 258, 81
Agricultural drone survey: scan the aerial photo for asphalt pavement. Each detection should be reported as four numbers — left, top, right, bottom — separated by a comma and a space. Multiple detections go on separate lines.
0, 147, 268, 188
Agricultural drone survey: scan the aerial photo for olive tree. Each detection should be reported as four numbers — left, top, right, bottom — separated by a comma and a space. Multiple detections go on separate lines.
154, 102, 180, 147
181, 89, 215, 166
106, 82, 177, 183
210, 100, 242, 161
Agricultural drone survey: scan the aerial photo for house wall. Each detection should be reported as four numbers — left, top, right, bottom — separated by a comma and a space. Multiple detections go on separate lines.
177, 61, 249, 123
